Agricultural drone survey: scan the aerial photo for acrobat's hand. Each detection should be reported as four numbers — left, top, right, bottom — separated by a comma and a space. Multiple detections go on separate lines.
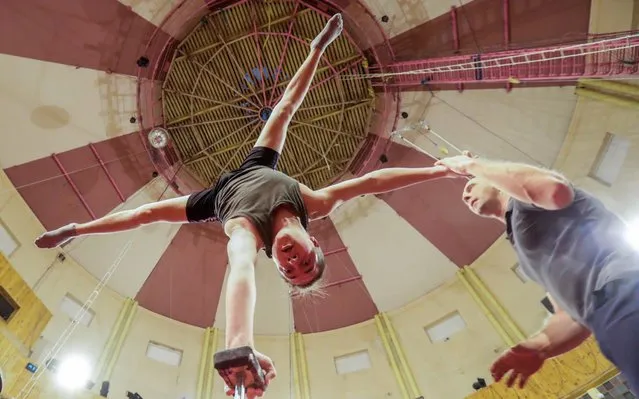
215, 346, 276, 398
490, 343, 545, 389
434, 150, 477, 176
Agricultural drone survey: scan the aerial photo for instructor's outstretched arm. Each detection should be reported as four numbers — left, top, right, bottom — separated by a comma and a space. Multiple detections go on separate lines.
490, 295, 590, 389
435, 152, 574, 210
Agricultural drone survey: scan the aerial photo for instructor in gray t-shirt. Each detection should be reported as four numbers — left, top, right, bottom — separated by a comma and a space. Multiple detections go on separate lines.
437, 151, 639, 393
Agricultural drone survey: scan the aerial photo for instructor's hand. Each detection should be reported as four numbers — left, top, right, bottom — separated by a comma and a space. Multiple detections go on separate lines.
490, 342, 545, 389
224, 350, 277, 398
434, 151, 477, 176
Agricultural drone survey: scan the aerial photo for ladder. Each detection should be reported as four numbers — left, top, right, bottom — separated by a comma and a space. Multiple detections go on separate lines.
369, 33, 639, 87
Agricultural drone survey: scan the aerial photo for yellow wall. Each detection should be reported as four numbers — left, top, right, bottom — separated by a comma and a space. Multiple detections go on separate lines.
109, 308, 201, 399
389, 278, 506, 399
555, 96, 639, 217
589, 0, 636, 33
304, 320, 399, 399
471, 238, 548, 337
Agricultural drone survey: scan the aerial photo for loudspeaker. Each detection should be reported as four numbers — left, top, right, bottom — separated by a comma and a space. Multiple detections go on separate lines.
541, 296, 555, 314
99, 380, 110, 397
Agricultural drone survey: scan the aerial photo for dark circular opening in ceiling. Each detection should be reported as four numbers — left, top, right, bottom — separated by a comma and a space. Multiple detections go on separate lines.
161, 0, 375, 189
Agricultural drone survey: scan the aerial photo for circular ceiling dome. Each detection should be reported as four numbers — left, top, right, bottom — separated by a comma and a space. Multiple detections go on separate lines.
161, 1, 375, 189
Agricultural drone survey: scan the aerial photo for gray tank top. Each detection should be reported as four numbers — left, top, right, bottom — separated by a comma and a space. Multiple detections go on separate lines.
506, 187, 639, 326
214, 165, 309, 257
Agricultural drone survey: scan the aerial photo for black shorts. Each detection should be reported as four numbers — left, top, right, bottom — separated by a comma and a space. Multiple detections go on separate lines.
185, 146, 280, 223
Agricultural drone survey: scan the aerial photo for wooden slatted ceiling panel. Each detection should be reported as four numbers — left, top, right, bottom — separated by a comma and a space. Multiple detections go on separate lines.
162, 0, 374, 189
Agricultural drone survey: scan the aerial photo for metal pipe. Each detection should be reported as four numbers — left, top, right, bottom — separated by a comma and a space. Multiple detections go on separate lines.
451, 6, 460, 51
51, 153, 96, 220
502, 0, 510, 47
465, 267, 526, 341
318, 275, 361, 290
104, 300, 138, 380
457, 270, 516, 346
323, 247, 348, 256
575, 87, 639, 109
88, 143, 125, 202
374, 315, 410, 399
196, 328, 212, 399
204, 328, 219, 397
296, 333, 311, 399
380, 313, 421, 397
93, 298, 131, 382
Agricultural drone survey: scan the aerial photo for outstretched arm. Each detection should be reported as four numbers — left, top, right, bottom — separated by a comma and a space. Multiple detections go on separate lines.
436, 152, 574, 210
223, 228, 278, 397
225, 228, 259, 349
490, 295, 590, 388
521, 295, 591, 359
307, 165, 453, 219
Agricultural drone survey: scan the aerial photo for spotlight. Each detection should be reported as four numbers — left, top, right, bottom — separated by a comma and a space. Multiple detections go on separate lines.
129, 116, 137, 124
401, 111, 409, 119
625, 219, 639, 250
56, 355, 91, 391
472, 377, 487, 391
381, 15, 389, 23
136, 56, 150, 68
148, 127, 169, 149
379, 154, 388, 163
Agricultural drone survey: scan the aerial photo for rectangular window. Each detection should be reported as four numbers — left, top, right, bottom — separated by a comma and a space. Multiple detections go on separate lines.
589, 132, 630, 186
0, 286, 19, 322
334, 350, 371, 375
146, 341, 183, 366
425, 311, 467, 343
59, 294, 95, 327
0, 220, 18, 257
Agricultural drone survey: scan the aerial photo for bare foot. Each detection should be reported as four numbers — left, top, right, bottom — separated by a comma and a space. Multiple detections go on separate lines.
311, 14, 343, 51
35, 224, 77, 248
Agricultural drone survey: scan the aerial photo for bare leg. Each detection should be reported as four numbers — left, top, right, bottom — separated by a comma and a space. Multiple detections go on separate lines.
254, 13, 343, 153
35, 196, 190, 248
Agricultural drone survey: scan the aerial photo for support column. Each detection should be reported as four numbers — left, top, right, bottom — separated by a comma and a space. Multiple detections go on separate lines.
93, 298, 138, 384
290, 333, 303, 399
374, 315, 411, 399
450, 6, 463, 92
291, 332, 311, 399
379, 313, 422, 399
196, 328, 212, 399
457, 269, 516, 346
201, 327, 219, 399
464, 267, 525, 341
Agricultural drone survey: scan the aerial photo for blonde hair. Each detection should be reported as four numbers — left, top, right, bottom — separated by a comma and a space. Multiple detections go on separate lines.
290, 247, 327, 298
